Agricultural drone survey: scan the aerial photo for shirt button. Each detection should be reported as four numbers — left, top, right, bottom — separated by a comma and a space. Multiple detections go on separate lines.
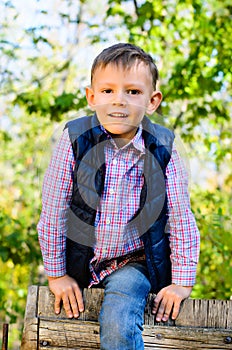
109, 188, 115, 195
106, 218, 111, 224
112, 159, 117, 165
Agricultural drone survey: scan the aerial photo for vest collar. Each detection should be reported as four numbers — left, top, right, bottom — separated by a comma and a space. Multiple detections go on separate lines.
141, 115, 158, 149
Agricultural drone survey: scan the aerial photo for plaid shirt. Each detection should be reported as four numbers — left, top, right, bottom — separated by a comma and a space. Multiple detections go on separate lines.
38, 123, 200, 287
90, 125, 145, 286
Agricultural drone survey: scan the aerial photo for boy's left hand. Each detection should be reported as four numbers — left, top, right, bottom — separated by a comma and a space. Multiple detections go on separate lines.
152, 284, 192, 322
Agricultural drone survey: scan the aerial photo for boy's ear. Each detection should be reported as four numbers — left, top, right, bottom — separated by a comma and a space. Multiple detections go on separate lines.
146, 91, 162, 115
86, 86, 96, 110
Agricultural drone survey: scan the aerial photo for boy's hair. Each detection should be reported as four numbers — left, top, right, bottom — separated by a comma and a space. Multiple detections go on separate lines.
91, 43, 159, 90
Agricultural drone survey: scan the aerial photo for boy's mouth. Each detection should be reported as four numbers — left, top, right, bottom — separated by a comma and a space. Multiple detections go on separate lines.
108, 112, 128, 118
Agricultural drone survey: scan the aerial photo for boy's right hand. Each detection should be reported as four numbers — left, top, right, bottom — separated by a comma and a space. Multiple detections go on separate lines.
48, 274, 84, 319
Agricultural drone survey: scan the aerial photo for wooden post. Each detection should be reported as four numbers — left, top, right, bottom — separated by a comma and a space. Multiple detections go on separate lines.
21, 286, 39, 350
1, 323, 8, 350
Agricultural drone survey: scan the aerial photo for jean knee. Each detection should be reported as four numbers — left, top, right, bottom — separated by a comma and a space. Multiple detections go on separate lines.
99, 300, 124, 336
99, 298, 140, 350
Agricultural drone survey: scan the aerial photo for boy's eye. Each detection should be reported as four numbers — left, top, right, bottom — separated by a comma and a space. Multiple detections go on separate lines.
102, 89, 113, 94
127, 89, 141, 95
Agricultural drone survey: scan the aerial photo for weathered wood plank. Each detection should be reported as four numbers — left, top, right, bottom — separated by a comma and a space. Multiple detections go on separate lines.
38, 286, 104, 321
38, 319, 100, 349
143, 326, 232, 349
36, 320, 232, 350
144, 293, 232, 329
175, 299, 232, 329
38, 287, 232, 328
21, 285, 39, 350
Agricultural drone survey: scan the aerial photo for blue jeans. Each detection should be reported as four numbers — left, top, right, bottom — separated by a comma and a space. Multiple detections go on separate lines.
99, 262, 151, 350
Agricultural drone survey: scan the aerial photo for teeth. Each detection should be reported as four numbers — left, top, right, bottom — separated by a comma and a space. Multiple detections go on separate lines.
109, 113, 127, 117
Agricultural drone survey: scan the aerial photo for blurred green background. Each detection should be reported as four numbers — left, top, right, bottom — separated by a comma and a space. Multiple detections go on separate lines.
0, 0, 231, 348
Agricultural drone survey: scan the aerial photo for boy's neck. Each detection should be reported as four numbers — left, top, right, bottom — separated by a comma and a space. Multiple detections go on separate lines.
108, 129, 139, 148
111, 136, 130, 148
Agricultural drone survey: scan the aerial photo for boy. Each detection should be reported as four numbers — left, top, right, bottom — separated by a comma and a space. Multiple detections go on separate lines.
38, 43, 200, 350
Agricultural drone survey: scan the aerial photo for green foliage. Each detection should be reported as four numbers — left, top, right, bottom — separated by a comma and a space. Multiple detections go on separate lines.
0, 115, 50, 323
191, 188, 232, 299
15, 90, 87, 121
0, 211, 38, 265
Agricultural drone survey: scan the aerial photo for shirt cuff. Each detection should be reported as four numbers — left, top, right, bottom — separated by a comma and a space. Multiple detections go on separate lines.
172, 263, 197, 286
43, 258, 66, 278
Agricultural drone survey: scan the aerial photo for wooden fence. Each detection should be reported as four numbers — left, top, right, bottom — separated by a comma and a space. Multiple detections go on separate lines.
21, 285, 232, 349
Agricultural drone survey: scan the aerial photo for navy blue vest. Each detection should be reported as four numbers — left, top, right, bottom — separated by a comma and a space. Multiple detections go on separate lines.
65, 114, 174, 293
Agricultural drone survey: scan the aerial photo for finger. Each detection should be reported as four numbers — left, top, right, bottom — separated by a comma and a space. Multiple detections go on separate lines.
152, 290, 164, 314
62, 295, 74, 318
152, 300, 159, 314
161, 299, 173, 322
172, 299, 181, 320
155, 299, 166, 322
68, 292, 79, 318
74, 287, 84, 313
54, 295, 61, 315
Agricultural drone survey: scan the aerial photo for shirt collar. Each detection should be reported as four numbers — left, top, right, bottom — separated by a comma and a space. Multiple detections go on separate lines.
100, 124, 145, 154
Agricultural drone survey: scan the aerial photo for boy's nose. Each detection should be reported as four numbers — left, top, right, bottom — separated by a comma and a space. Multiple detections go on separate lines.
112, 92, 126, 106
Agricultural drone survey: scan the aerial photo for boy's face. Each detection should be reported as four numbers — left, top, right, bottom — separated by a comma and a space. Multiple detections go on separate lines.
86, 61, 162, 144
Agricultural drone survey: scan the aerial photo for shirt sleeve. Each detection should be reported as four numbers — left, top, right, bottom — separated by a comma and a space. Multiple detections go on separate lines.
37, 127, 75, 277
166, 142, 200, 286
